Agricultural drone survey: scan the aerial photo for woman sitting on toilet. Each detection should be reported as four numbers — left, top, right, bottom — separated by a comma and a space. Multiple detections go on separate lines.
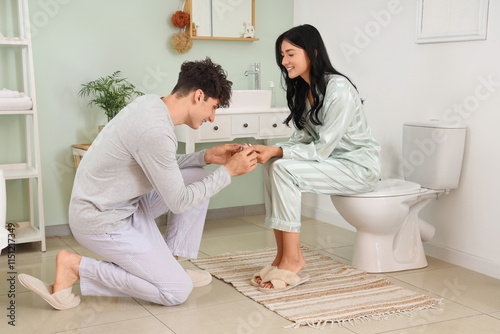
251, 24, 382, 292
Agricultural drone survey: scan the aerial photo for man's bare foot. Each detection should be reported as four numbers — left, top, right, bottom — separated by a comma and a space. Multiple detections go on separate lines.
260, 254, 305, 289
53, 250, 82, 293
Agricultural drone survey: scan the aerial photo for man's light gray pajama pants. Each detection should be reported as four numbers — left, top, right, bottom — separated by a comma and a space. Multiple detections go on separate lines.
71, 168, 209, 306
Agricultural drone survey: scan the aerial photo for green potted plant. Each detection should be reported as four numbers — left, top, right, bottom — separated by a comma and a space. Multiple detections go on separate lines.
78, 71, 144, 123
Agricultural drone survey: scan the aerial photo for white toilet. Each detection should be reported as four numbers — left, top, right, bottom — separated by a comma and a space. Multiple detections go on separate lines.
330, 121, 466, 273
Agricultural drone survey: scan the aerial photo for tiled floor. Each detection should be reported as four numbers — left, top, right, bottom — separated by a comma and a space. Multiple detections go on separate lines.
2, 215, 500, 333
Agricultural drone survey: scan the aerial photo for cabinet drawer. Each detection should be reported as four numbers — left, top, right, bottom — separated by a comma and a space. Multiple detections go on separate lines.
259, 113, 292, 138
231, 115, 258, 135
199, 116, 231, 140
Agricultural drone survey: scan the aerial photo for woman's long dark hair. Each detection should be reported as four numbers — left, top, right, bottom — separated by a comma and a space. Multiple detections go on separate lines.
275, 24, 357, 130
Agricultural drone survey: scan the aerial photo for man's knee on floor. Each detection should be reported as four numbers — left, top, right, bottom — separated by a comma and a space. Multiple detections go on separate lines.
158, 280, 193, 306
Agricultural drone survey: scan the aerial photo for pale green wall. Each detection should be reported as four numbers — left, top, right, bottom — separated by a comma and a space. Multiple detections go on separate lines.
1, 0, 294, 226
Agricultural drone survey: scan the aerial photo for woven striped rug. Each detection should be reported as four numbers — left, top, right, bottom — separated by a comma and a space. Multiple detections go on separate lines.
190, 247, 442, 328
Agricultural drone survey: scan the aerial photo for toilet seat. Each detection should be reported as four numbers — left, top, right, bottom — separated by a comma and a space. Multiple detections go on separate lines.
340, 179, 424, 198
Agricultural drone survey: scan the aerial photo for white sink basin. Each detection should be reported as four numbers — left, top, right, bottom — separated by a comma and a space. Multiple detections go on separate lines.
225, 90, 272, 109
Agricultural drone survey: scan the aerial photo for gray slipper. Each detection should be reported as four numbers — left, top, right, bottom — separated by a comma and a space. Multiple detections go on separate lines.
18, 273, 80, 310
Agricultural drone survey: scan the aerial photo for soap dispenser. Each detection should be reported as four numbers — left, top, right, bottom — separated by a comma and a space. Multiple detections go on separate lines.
269, 81, 276, 108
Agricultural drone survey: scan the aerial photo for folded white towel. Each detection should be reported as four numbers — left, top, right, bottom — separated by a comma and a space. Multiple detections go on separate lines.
0, 96, 33, 111
0, 88, 24, 98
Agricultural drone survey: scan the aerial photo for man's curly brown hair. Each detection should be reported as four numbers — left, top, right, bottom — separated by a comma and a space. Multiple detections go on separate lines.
171, 57, 232, 108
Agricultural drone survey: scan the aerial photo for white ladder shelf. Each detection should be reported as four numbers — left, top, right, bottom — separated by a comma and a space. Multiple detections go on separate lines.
0, 0, 46, 251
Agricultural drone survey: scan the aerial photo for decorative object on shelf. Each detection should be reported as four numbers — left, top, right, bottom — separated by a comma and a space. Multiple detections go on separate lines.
171, 31, 193, 54
5, 222, 19, 239
78, 71, 144, 122
170, 9, 193, 54
0, 32, 3, 40
242, 22, 255, 38
171, 10, 190, 29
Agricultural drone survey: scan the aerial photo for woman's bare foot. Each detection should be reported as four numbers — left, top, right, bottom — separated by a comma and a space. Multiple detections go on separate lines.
254, 255, 282, 285
53, 250, 82, 293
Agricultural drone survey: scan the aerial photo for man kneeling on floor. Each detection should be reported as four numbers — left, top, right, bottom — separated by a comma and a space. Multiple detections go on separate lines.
19, 58, 258, 310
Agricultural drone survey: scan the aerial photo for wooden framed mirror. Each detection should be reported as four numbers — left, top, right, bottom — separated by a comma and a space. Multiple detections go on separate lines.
185, 0, 259, 41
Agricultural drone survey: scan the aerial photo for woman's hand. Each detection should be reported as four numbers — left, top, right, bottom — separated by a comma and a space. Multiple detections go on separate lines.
252, 145, 283, 164
224, 146, 258, 176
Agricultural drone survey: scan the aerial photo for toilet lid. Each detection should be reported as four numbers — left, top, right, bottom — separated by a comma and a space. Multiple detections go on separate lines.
346, 179, 422, 198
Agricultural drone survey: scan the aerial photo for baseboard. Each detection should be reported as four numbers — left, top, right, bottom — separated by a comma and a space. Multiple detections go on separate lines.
45, 204, 266, 237
45, 224, 72, 237
206, 204, 265, 220
423, 242, 500, 280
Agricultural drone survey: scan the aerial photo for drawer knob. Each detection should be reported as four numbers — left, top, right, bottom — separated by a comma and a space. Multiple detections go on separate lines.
272, 123, 278, 128
243, 123, 248, 128
214, 126, 219, 131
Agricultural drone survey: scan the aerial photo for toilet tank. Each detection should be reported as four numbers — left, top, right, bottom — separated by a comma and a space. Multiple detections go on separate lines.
403, 121, 466, 190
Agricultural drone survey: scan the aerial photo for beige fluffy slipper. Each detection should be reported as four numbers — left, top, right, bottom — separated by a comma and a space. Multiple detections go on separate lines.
258, 267, 309, 293
18, 273, 80, 310
186, 269, 212, 287
250, 264, 276, 287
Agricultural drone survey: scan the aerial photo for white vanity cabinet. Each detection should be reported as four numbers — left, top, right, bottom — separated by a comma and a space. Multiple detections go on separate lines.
175, 108, 293, 153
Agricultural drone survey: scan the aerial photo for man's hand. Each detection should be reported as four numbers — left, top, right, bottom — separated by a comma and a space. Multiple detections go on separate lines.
252, 145, 283, 164
205, 144, 242, 165
224, 146, 258, 176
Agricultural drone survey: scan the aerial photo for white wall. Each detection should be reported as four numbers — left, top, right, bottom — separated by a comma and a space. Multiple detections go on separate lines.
295, 0, 500, 279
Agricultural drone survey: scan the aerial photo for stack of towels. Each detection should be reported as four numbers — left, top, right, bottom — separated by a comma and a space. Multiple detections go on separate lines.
0, 88, 33, 111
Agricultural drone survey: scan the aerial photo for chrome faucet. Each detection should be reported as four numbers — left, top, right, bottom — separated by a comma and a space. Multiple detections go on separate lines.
244, 62, 261, 90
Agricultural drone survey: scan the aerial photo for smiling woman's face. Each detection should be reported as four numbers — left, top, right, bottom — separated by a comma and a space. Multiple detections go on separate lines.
280, 39, 311, 84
